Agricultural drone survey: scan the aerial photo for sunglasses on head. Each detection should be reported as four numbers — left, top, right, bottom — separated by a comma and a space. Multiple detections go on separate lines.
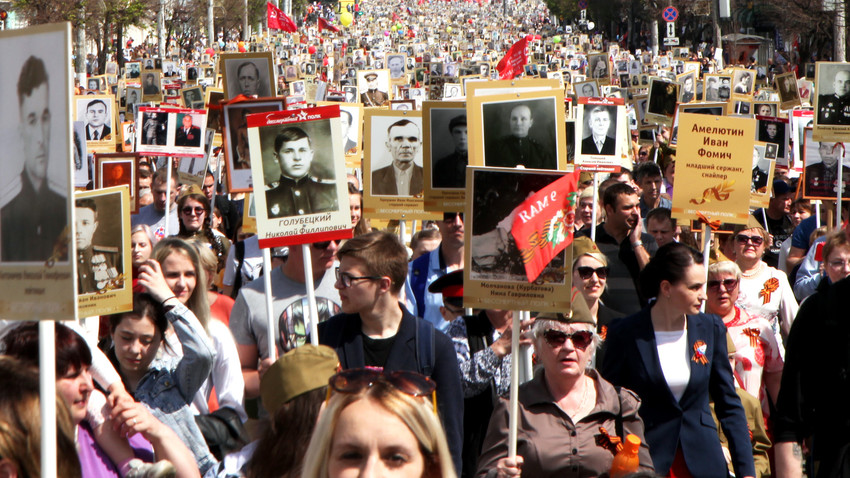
735, 234, 764, 246
576, 266, 609, 280
312, 239, 342, 250
542, 329, 594, 350
707, 278, 738, 292
327, 368, 437, 413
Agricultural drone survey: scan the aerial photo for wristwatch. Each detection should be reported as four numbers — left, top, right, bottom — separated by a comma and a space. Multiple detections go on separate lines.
631, 240, 643, 249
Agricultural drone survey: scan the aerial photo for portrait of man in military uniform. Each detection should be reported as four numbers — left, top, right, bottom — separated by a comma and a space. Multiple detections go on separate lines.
75, 197, 121, 294
804, 135, 850, 199
432, 114, 468, 189
483, 100, 557, 170
265, 126, 338, 218
817, 66, 850, 126
358, 71, 390, 107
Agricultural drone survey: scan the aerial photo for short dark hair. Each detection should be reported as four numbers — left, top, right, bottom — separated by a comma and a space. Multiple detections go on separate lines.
274, 127, 312, 152
602, 182, 637, 209
340, 109, 353, 124
646, 207, 676, 228
337, 231, 408, 294
634, 161, 663, 182
109, 293, 168, 340
237, 62, 260, 79
2, 322, 92, 377
86, 99, 107, 113
75, 197, 98, 217
410, 228, 441, 252
17, 56, 49, 109
639, 242, 702, 298
386, 118, 418, 136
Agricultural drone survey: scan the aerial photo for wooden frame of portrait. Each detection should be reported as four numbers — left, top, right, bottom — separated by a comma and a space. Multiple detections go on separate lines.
75, 94, 118, 153
574, 97, 630, 172
220, 51, 276, 100
0, 22, 76, 319
801, 126, 850, 201
467, 89, 567, 171
140, 70, 163, 103
775, 72, 802, 111
180, 85, 205, 109
94, 153, 138, 213
813, 61, 850, 142
423, 101, 466, 212
645, 77, 680, 127
750, 141, 777, 209
463, 166, 572, 311
669, 102, 728, 148
221, 97, 285, 193
362, 109, 441, 221
246, 105, 353, 248
75, 186, 132, 317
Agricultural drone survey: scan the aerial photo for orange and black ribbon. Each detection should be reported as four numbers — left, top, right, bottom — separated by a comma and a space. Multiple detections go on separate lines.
759, 277, 779, 304
692, 340, 708, 365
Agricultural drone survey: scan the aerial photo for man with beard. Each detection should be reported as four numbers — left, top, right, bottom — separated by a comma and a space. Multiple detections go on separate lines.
577, 182, 657, 315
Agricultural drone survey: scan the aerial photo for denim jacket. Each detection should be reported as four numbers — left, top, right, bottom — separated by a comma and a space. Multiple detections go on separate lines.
133, 302, 218, 475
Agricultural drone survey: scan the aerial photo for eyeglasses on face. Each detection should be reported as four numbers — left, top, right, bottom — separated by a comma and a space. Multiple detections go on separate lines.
542, 329, 594, 350
181, 206, 205, 216
576, 266, 609, 280
327, 368, 437, 413
312, 239, 341, 250
707, 278, 738, 292
735, 234, 764, 247
335, 267, 382, 288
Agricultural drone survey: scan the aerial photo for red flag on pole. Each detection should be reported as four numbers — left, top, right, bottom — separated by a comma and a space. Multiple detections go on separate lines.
268, 2, 297, 32
495, 35, 530, 79
318, 17, 340, 33
510, 171, 580, 282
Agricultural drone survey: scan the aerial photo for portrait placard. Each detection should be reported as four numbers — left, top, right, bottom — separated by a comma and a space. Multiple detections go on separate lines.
222, 98, 285, 192
775, 72, 801, 111
0, 22, 75, 320
362, 110, 441, 220
756, 115, 789, 167
95, 153, 138, 213
140, 71, 163, 103
467, 89, 567, 171
246, 105, 352, 248
750, 141, 777, 209
176, 142, 211, 188
466, 78, 560, 98
791, 108, 814, 175
181, 86, 205, 109
135, 107, 208, 157
220, 52, 276, 100
386, 53, 408, 83
670, 113, 756, 225
422, 101, 466, 212
73, 121, 90, 187
801, 127, 850, 200
357, 69, 392, 107
463, 167, 572, 312
574, 97, 628, 172
669, 102, 728, 148
75, 94, 117, 153
75, 186, 132, 317
813, 62, 850, 142
645, 78, 679, 127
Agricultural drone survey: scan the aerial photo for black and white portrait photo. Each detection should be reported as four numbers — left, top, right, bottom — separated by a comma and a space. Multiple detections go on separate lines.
369, 116, 424, 197
387, 54, 406, 80
816, 62, 850, 127
482, 98, 558, 170
429, 110, 468, 189
75, 194, 123, 294
221, 52, 275, 99
222, 99, 285, 192
76, 96, 115, 143
757, 119, 788, 159
575, 80, 599, 98
579, 104, 617, 156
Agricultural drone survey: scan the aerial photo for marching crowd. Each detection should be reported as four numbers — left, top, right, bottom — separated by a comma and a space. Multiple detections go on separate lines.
0, 0, 847, 477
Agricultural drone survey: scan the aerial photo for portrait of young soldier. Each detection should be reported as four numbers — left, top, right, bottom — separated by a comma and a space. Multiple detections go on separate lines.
265, 126, 337, 218
75, 197, 120, 294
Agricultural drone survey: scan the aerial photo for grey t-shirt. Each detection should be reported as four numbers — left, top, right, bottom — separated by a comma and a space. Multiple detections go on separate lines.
229, 265, 341, 358
131, 203, 179, 239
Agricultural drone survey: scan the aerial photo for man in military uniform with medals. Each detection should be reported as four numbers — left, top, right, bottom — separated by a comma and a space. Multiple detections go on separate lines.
266, 127, 338, 218
818, 69, 850, 125
76, 198, 120, 294
360, 72, 388, 106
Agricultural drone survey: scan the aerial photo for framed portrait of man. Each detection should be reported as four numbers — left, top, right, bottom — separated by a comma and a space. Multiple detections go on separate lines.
422, 101, 466, 211
574, 97, 629, 172
775, 72, 802, 111
357, 69, 392, 107
645, 78, 680, 127
750, 141, 777, 208
802, 127, 850, 200
463, 166, 572, 311
222, 98, 285, 192
587, 52, 610, 84
181, 86, 205, 109
220, 52, 275, 100
813, 61, 850, 141
204, 87, 224, 133
754, 102, 780, 118
75, 94, 117, 153
94, 153, 138, 213
246, 105, 352, 248
574, 80, 600, 98
75, 186, 132, 318
318, 101, 364, 167
386, 53, 407, 82
677, 70, 697, 104
0, 22, 75, 319
125, 61, 142, 79
468, 89, 567, 171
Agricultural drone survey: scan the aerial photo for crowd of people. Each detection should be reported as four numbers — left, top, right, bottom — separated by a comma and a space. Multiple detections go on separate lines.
2, 0, 849, 476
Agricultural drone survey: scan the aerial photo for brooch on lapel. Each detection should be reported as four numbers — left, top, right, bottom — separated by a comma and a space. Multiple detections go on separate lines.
692, 340, 708, 365
595, 426, 623, 454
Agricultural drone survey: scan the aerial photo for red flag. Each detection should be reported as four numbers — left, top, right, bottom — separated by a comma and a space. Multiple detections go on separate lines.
318, 17, 340, 33
496, 36, 529, 79
268, 2, 297, 32
392, 12, 400, 21
510, 171, 580, 282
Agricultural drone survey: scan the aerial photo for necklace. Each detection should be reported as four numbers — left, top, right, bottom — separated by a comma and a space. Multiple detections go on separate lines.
566, 377, 592, 419
741, 261, 763, 278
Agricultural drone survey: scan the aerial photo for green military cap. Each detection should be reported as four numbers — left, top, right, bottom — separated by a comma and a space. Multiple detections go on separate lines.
260, 344, 340, 416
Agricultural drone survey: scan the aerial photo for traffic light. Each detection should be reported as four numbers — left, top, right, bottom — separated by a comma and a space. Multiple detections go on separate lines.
0, 10, 8, 21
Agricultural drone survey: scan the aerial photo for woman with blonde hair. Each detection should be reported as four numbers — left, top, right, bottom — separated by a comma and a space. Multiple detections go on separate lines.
300, 369, 456, 478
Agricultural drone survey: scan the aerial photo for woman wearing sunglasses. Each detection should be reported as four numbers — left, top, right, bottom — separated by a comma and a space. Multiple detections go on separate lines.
300, 369, 456, 478
705, 261, 783, 419
571, 237, 623, 364
176, 186, 231, 275
733, 225, 798, 346
601, 243, 756, 478
476, 296, 653, 478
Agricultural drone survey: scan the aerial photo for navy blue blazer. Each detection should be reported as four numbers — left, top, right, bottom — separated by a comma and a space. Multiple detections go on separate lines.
600, 308, 755, 478
317, 305, 463, 474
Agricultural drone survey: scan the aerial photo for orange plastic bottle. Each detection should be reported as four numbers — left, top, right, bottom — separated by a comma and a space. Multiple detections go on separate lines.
609, 434, 641, 478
